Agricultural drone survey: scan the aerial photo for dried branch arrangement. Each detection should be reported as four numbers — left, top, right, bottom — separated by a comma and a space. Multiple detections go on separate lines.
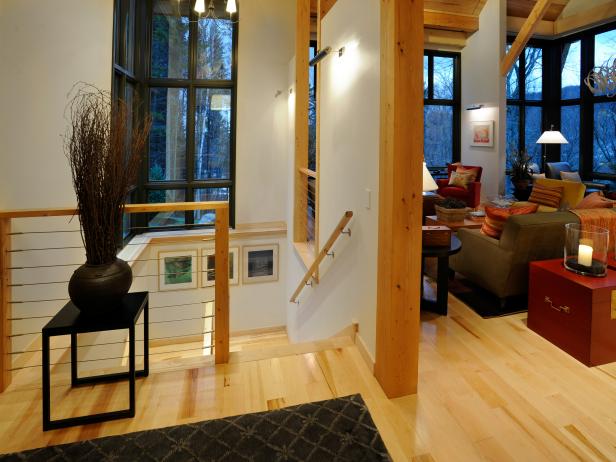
585, 57, 616, 98
64, 83, 151, 265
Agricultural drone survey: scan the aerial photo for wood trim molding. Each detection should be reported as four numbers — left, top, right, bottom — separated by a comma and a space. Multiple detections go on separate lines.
214, 207, 230, 364
375, 0, 424, 398
424, 28, 468, 50
0, 219, 11, 393
501, 0, 555, 76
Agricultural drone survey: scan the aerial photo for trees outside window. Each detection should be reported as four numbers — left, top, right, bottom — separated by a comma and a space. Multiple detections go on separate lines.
112, 0, 237, 234
423, 51, 461, 169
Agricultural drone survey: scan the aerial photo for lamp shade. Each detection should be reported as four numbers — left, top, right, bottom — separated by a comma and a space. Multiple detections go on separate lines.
423, 162, 438, 192
226, 0, 237, 13
536, 130, 568, 144
194, 0, 206, 13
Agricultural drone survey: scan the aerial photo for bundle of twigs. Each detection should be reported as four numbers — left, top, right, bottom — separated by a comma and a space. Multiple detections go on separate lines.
64, 83, 150, 265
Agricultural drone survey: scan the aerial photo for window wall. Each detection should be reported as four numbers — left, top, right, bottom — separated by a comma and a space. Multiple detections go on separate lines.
112, 0, 237, 234
423, 50, 461, 170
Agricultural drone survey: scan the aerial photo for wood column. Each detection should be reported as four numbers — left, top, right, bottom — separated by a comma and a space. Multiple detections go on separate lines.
214, 207, 230, 364
0, 218, 11, 392
375, 0, 424, 398
294, 0, 311, 244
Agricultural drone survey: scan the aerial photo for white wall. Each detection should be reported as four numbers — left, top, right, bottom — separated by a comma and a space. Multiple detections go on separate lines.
0, 0, 113, 210
461, 0, 507, 199
286, 0, 381, 358
235, 0, 295, 224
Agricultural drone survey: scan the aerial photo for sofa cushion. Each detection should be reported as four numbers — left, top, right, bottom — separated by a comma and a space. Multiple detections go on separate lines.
438, 186, 469, 199
561, 171, 582, 182
534, 177, 586, 209
575, 192, 615, 209
481, 204, 538, 240
456, 165, 480, 183
448, 170, 473, 190
529, 183, 564, 209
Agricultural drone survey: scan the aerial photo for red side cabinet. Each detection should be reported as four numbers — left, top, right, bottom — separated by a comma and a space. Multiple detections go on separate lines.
528, 259, 616, 367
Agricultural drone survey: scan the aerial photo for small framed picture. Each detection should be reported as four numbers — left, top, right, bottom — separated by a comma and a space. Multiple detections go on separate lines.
201, 247, 240, 287
158, 250, 198, 291
470, 120, 494, 147
243, 244, 279, 284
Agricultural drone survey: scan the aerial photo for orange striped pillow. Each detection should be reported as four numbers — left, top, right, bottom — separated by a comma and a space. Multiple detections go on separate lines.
481, 204, 538, 239
528, 183, 563, 209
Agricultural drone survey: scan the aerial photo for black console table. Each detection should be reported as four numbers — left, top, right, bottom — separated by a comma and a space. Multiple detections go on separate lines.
42, 292, 149, 431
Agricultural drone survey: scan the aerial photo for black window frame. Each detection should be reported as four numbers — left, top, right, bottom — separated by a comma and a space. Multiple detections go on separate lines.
423, 49, 461, 173
112, 0, 238, 239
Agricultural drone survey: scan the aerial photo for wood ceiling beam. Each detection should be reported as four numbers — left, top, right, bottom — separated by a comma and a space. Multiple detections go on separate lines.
507, 16, 555, 36
424, 10, 479, 34
501, 0, 555, 76
320, 0, 337, 20
424, 28, 468, 50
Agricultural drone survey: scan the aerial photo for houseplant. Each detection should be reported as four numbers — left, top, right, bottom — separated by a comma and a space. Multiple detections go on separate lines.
65, 84, 150, 316
510, 149, 533, 201
434, 197, 470, 222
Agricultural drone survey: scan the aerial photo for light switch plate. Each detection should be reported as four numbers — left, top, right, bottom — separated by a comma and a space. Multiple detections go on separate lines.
365, 188, 372, 210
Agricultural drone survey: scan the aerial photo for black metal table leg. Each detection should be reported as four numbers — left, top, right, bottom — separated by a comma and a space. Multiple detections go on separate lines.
129, 325, 135, 417
436, 255, 450, 315
42, 333, 51, 431
70, 333, 77, 387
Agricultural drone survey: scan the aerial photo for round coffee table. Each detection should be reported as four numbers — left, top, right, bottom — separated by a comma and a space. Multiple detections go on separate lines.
421, 235, 461, 315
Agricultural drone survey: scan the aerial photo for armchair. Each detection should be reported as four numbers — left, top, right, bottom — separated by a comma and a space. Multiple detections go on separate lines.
436, 163, 483, 208
546, 162, 607, 195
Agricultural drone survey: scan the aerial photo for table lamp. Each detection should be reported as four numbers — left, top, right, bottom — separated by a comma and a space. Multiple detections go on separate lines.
536, 125, 568, 172
423, 162, 438, 192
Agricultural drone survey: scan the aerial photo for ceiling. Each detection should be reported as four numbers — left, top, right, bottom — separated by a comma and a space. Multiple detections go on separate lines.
507, 0, 569, 21
424, 0, 487, 16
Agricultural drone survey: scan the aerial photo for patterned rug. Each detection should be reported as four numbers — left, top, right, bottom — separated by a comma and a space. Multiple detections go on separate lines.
0, 394, 390, 461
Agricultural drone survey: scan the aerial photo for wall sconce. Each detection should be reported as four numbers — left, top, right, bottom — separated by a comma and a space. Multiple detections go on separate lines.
466, 104, 484, 111
309, 46, 347, 66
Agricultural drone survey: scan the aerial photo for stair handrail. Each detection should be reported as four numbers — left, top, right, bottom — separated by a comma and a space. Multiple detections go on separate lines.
290, 211, 353, 304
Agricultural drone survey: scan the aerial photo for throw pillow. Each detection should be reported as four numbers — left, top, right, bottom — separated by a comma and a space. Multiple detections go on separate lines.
531, 173, 546, 181
528, 183, 564, 208
561, 171, 582, 182
481, 204, 538, 240
575, 192, 615, 209
455, 165, 480, 183
448, 171, 473, 190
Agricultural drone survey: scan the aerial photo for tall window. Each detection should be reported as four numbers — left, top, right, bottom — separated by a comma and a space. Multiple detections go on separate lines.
423, 51, 461, 169
112, 0, 237, 233
506, 43, 546, 169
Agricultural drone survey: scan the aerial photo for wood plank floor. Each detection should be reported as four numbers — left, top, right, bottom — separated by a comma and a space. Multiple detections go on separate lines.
0, 296, 615, 461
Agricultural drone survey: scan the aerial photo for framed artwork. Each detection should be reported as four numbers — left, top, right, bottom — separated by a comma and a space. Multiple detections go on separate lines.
470, 120, 494, 147
158, 250, 198, 291
201, 247, 240, 287
243, 244, 279, 284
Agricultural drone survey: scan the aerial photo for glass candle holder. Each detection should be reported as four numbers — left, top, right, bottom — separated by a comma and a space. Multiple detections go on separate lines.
564, 223, 609, 277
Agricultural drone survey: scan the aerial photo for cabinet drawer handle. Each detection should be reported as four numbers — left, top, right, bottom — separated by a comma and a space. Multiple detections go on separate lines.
544, 296, 571, 314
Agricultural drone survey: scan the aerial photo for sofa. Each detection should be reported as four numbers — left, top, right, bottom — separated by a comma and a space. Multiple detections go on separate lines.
450, 212, 580, 301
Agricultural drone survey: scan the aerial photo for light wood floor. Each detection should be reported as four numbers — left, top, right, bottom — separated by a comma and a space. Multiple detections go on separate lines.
0, 296, 615, 461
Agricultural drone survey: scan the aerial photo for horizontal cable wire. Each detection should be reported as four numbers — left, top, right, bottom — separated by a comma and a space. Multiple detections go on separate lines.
8, 345, 216, 371
9, 330, 215, 355
8, 238, 226, 253
8, 315, 215, 337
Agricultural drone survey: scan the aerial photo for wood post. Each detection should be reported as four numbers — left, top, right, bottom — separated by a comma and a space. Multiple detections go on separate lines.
294, 0, 311, 244
0, 218, 11, 392
374, 0, 424, 398
214, 207, 230, 364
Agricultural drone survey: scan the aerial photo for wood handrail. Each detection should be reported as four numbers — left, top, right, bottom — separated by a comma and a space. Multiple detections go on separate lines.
298, 167, 317, 179
0, 201, 230, 393
0, 201, 229, 219
290, 211, 353, 303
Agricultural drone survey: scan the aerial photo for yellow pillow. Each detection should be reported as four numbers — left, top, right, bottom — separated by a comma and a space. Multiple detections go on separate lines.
534, 178, 586, 209
448, 171, 473, 190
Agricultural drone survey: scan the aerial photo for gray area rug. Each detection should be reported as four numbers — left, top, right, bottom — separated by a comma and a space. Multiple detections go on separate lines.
1, 394, 391, 461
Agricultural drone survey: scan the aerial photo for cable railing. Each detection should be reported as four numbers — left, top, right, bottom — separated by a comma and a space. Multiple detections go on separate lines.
0, 201, 230, 393
290, 210, 353, 304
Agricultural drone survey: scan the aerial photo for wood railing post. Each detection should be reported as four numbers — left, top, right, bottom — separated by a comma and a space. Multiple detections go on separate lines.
214, 206, 230, 364
0, 218, 12, 392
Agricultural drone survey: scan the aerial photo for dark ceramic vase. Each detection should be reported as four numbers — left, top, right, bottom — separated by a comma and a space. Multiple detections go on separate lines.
68, 258, 133, 316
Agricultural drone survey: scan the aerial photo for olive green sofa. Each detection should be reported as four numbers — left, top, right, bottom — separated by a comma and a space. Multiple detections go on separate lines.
450, 211, 580, 301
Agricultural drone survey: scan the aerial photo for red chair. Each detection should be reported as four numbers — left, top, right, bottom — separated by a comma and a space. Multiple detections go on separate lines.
436, 164, 483, 208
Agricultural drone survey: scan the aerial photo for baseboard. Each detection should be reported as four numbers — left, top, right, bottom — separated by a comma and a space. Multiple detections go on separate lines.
150, 334, 203, 348
230, 325, 287, 338
332, 322, 358, 341
355, 333, 375, 374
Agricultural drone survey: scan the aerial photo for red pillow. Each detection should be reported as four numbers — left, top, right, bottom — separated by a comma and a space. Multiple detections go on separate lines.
574, 192, 614, 209
481, 204, 538, 239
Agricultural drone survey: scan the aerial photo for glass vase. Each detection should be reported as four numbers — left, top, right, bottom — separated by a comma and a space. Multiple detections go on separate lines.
564, 223, 609, 277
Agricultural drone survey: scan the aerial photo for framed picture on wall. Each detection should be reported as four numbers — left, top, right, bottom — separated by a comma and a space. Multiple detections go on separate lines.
242, 244, 279, 284
201, 247, 240, 287
470, 120, 494, 147
158, 250, 199, 291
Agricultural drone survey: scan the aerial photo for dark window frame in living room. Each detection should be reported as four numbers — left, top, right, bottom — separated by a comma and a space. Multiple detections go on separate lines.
506, 21, 616, 187
111, 0, 238, 239
424, 50, 461, 174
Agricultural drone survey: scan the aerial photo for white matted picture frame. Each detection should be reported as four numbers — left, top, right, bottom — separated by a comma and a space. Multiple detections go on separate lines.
158, 250, 199, 291
201, 247, 240, 287
242, 244, 279, 284
470, 120, 494, 147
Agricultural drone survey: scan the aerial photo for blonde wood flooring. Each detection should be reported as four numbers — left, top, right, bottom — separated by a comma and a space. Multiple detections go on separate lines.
0, 296, 615, 461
